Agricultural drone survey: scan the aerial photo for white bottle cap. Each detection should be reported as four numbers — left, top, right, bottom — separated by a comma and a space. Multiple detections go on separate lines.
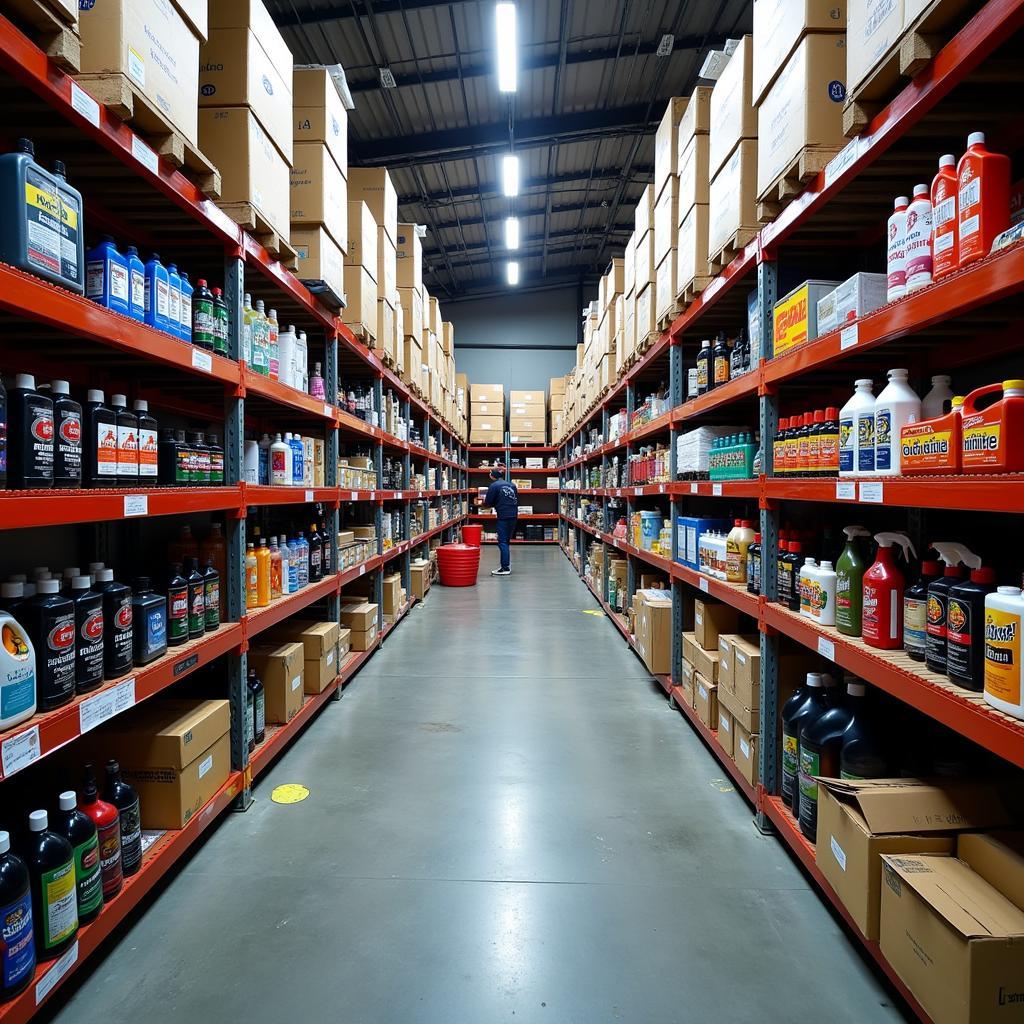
58, 791, 77, 811
888, 368, 908, 379
804, 557, 816, 565
28, 810, 48, 831
37, 579, 60, 594
72, 576, 92, 590
0, 831, 9, 853
847, 682, 866, 697
288, 325, 296, 333
269, 309, 277, 319
967, 131, 985, 147
1, 582, 23, 598
96, 569, 114, 582
997, 586, 1022, 596
820, 560, 833, 570
51, 380, 70, 395
111, 394, 127, 407
15, 373, 35, 389
939, 154, 955, 168
274, 433, 282, 441
913, 183, 928, 197
89, 562, 105, 573
856, 378, 873, 388
87, 389, 105, 403
895, 196, 909, 208
806, 672, 823, 687
133, 399, 148, 412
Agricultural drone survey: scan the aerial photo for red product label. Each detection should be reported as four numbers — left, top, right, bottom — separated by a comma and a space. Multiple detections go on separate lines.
48, 618, 75, 651
96, 817, 123, 899
31, 414, 54, 443
81, 611, 103, 643
170, 593, 187, 618
97, 426, 117, 475
138, 427, 158, 475
60, 416, 81, 444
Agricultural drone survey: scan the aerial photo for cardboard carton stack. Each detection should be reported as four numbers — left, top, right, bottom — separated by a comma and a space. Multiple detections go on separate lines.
619, 234, 635, 377
633, 186, 657, 353
509, 390, 546, 445
397, 223, 422, 380
596, 260, 623, 392
680, 598, 741, 735
470, 383, 504, 444
549, 376, 566, 440
676, 86, 713, 302
343, 199, 378, 342
653, 97, 686, 323
634, 590, 673, 675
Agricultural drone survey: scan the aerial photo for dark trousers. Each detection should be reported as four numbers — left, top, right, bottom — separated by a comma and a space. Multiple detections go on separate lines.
496, 517, 517, 570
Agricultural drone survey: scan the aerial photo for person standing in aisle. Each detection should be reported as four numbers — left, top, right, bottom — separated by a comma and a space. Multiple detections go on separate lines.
482, 467, 518, 576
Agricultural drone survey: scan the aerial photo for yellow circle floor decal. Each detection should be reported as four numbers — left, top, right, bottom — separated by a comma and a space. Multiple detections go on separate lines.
271, 783, 310, 804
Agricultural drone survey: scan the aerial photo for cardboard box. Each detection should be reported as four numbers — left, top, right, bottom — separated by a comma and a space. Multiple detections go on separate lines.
958, 831, 1024, 913
654, 96, 688, 200
292, 226, 343, 297
773, 279, 842, 355
717, 634, 737, 693
880, 852, 1024, 1024
80, 0, 200, 146
677, 204, 710, 293
695, 673, 717, 729
717, 677, 759, 734
270, 620, 341, 693
847, 0, 904, 97
199, 107, 290, 240
382, 572, 402, 615
402, 336, 422, 383
731, 635, 762, 707
678, 134, 711, 216
398, 285, 422, 340
349, 621, 377, 651
249, 641, 304, 724
293, 67, 348, 175
655, 249, 678, 321
689, 639, 719, 685
708, 140, 758, 259
636, 593, 672, 675
376, 298, 395, 361
395, 224, 422, 289
677, 658, 696, 707
654, 177, 679, 263
694, 598, 741, 651
756, 34, 847, 199
341, 601, 377, 631
348, 167, 397, 244
634, 184, 655, 240
677, 85, 712, 154
717, 706, 735, 757
471, 428, 504, 444
633, 229, 655, 290
410, 560, 430, 600
290, 142, 347, 251
471, 402, 503, 418
174, 0, 207, 40
342, 264, 376, 333
471, 383, 504, 403
709, 35, 756, 177
734, 724, 758, 787
346, 201, 378, 277
378, 229, 396, 306
510, 390, 545, 406
549, 376, 566, 395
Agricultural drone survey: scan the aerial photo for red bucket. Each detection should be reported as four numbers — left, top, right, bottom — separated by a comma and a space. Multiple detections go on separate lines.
437, 543, 481, 586
461, 523, 483, 547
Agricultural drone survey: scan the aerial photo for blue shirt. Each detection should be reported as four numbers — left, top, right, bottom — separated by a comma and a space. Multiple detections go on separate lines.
484, 479, 518, 519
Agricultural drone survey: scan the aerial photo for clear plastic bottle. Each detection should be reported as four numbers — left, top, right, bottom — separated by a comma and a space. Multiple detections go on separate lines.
277, 324, 297, 388
245, 541, 258, 609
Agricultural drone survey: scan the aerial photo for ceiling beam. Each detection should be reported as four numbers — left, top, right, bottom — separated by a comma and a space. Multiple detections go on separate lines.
424, 226, 630, 265
273, 0, 474, 26
426, 200, 635, 233
436, 269, 600, 303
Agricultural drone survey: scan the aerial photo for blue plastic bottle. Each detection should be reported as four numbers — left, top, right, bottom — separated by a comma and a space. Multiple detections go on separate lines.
178, 272, 193, 343
144, 254, 170, 332
124, 246, 145, 322
85, 236, 130, 316
289, 432, 304, 485
297, 533, 310, 589
166, 264, 182, 339
287, 537, 301, 591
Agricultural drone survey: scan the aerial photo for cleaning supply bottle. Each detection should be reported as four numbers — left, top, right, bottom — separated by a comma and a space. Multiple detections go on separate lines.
269, 537, 283, 600
110, 395, 138, 487
70, 576, 103, 695
886, 195, 909, 301
946, 551, 997, 692
712, 332, 730, 387
0, 829, 35, 999
270, 433, 289, 486
925, 543, 968, 675
8, 373, 53, 488
839, 379, 874, 477
133, 400, 158, 483
166, 263, 182, 338
103, 760, 141, 877
143, 253, 170, 332
192, 279, 216, 350
957, 132, 1010, 267
781, 673, 830, 815
50, 380, 81, 488
251, 299, 270, 375
799, 681, 858, 841
798, 558, 817, 618
726, 519, 755, 584
51, 160, 84, 295
78, 765, 122, 902
85, 236, 129, 316
922, 375, 953, 419
960, 380, 1024, 474
178, 272, 193, 343
130, 577, 165, 667
836, 526, 870, 636
24, 809, 77, 961
20, 579, 74, 710
838, 682, 889, 779
277, 324, 296, 387
245, 542, 258, 609
904, 553, 942, 662
212, 287, 229, 356
249, 668, 265, 745
809, 560, 837, 626
873, 369, 921, 475
0, 610, 35, 731
983, 586, 1024, 719
267, 308, 279, 380
696, 340, 711, 395
124, 245, 145, 321
255, 538, 271, 608
202, 558, 220, 632
94, 570, 132, 679
289, 431, 304, 486
863, 532, 915, 649
308, 523, 324, 583
904, 184, 933, 292
309, 362, 326, 400
931, 154, 958, 280
185, 558, 205, 639
52, 791, 101, 924
166, 564, 188, 647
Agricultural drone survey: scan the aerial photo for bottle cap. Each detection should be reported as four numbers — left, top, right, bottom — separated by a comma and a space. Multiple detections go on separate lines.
895, 196, 909, 207
813, 409, 825, 423
96, 569, 114, 582
51, 379, 70, 395
0, 831, 8, 853
18, 138, 34, 155
913, 183, 928, 197
847, 682, 866, 697
111, 393, 127, 407
213, 287, 222, 296
133, 399, 149, 412
15, 373, 35, 389
856, 378, 873, 389
806, 672, 823, 688
820, 560, 833, 570
997, 586, 1023, 596
87, 389, 105, 403
1003, 380, 1024, 390
72, 576, 91, 590
972, 567, 997, 584
37, 579, 60, 594
888, 368, 908, 379
951, 396, 964, 408
967, 131, 985, 147
803, 412, 813, 425
134, 576, 151, 590
58, 791, 77, 811
931, 375, 951, 386
207, 433, 219, 445
1, 582, 23, 598
939, 154, 955, 168
23, 584, 35, 598
33, 566, 50, 579
826, 406, 839, 419
28, 810, 48, 831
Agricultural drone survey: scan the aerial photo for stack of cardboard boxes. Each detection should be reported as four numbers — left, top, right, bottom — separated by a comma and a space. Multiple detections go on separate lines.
344, 198, 378, 342
549, 376, 566, 440
270, 619, 343, 695
676, 87, 713, 301
396, 224, 422, 381
341, 599, 378, 651
653, 98, 686, 323
597, 260, 623, 392
470, 384, 504, 445
633, 188, 657, 353
508, 391, 546, 445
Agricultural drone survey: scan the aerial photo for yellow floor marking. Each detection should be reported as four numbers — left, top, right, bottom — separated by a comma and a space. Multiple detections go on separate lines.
271, 783, 310, 804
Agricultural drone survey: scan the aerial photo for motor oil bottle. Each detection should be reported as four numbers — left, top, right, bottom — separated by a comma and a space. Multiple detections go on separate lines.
783, 415, 801, 475
267, 308, 280, 380
0, 830, 35, 1000
178, 272, 193, 344
166, 263, 182, 338
904, 184, 933, 292
696, 340, 711, 395
923, 375, 954, 419
781, 673, 829, 815
904, 554, 941, 662
712, 333, 730, 387
212, 287, 229, 357
94, 571, 132, 679
245, 676, 254, 753
20, 580, 74, 711
83, 390, 117, 488
836, 526, 871, 636
0, 610, 35, 731
777, 540, 801, 610
931, 154, 958, 281
249, 668, 265, 745
130, 577, 165, 666
926, 544, 968, 675
960, 380, 1024, 474
798, 558, 817, 617
772, 417, 788, 475
24, 810, 77, 961
838, 682, 889, 779
78, 765, 122, 902
143, 253, 170, 333
50, 381, 81, 487
195, 431, 213, 485
309, 522, 324, 583
255, 539, 271, 608
201, 558, 220, 632
874, 369, 921, 475
863, 532, 915, 649
85, 236, 129, 316
204, 432, 224, 487
746, 533, 761, 595
192, 279, 216, 350
133, 400, 158, 483
819, 407, 839, 476
185, 558, 205, 639
200, 525, 226, 609
799, 682, 856, 841
947, 552, 997, 692
51, 161, 83, 295
886, 195, 909, 301
245, 542, 258, 610
321, 520, 332, 577
159, 428, 188, 486
8, 374, 53, 488
124, 246, 145, 322
70, 577, 103, 695
957, 132, 1010, 267
0, 376, 7, 488
983, 587, 1024, 720
52, 792, 101, 924
793, 412, 811, 476
806, 409, 824, 475
103, 760, 141, 877
165, 564, 188, 647
839, 379, 875, 477
110, 395, 138, 487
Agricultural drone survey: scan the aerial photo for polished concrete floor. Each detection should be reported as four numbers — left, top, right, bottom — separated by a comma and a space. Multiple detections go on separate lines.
48, 547, 906, 1023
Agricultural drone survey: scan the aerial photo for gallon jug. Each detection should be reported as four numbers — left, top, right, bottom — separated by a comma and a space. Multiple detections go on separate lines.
960, 380, 1024, 473
24, 810, 77, 961
839, 379, 874, 477
984, 587, 1024, 720
799, 682, 856, 841
0, 610, 35, 730
946, 553, 997, 692
873, 369, 920, 475
51, 160, 84, 295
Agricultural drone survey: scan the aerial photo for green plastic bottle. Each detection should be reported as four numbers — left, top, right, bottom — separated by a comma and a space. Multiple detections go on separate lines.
836, 525, 870, 636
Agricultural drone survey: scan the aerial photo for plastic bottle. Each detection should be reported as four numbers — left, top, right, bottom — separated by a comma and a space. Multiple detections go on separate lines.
132, 400, 158, 483
269, 537, 283, 600
130, 577, 166, 666
20, 579, 74, 711
241, 293, 256, 364
839, 379, 874, 477
783, 415, 801, 474
158, 428, 186, 486
0, 829, 35, 999
85, 235, 129, 316
886, 195, 909, 301
249, 668, 265, 745
200, 524, 227, 610
212, 287, 230, 357
838, 683, 889, 779
308, 522, 324, 583
309, 362, 326, 400
251, 299, 269, 375
922, 375, 953, 419
53, 791, 102, 924
873, 369, 921, 475
189, 431, 210, 486
178, 272, 193, 343
143, 253, 170, 332
50, 380, 81, 488
960, 380, 1024, 474
724, 519, 754, 584
110, 394, 138, 487
185, 558, 205, 639
712, 333, 730, 387
806, 409, 825, 475
746, 533, 761, 595
781, 673, 830, 815
798, 557, 817, 617
795, 412, 812, 476
836, 526, 870, 636
925, 543, 968, 675
124, 245, 145, 322
70, 576, 103, 695
77, 765, 122, 903
270, 433, 289, 486
957, 132, 1010, 267
166, 564, 188, 647
205, 432, 224, 487
8, 374, 53, 488
904, 553, 941, 662
24, 809, 77, 961
904, 184, 933, 292
776, 540, 800, 610
863, 532, 915, 649
202, 559, 220, 632
297, 533, 311, 589
809, 560, 837, 626
94, 570, 132, 679
696, 340, 711, 395
245, 542, 258, 610
289, 432, 304, 486
799, 681, 858, 841
83, 390, 117, 488
772, 417, 788, 476
931, 154, 958, 281
297, 329, 310, 391
277, 324, 297, 388
983, 587, 1024, 719
245, 677, 255, 753
945, 551, 997, 692
267, 308, 279, 380
103, 760, 141, 877
0, 609, 35, 731
51, 160, 84, 296
255, 539, 271, 608
166, 263, 182, 338
818, 406, 839, 476
192, 279, 216, 350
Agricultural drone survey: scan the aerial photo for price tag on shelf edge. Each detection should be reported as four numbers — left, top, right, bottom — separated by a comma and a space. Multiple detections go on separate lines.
699, 577, 709, 593
79, 679, 136, 734
817, 636, 836, 661
1, 726, 40, 779
835, 481, 856, 501
859, 481, 884, 503
35, 941, 79, 1006
690, 482, 698, 494
130, 134, 159, 175
305, 489, 314, 503
70, 82, 100, 127
123, 494, 148, 517
191, 348, 213, 373
823, 137, 861, 189
712, 483, 723, 496
840, 323, 859, 351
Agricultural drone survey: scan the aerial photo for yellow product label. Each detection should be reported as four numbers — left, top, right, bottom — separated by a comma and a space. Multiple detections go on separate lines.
962, 419, 1001, 467
60, 201, 79, 231
25, 182, 60, 218
985, 606, 1021, 705
773, 289, 809, 356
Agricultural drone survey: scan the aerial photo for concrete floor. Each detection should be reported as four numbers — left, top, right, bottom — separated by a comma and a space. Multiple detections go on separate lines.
48, 547, 907, 1024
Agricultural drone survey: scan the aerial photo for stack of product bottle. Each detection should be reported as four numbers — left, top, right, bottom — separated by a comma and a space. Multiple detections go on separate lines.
243, 520, 332, 610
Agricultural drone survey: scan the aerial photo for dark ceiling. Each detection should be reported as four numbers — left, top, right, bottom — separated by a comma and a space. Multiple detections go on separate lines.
267, 0, 751, 299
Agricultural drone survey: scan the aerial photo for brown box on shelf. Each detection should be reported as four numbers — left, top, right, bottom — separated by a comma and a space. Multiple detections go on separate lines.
290, 142, 347, 252
348, 167, 397, 245
269, 620, 340, 694
396, 223, 422, 289
510, 390, 545, 406
382, 573, 402, 615
174, 0, 206, 39
292, 227, 343, 298
471, 402, 503, 418
654, 175, 678, 264
731, 635, 762, 706
678, 134, 711, 216
677, 85, 712, 153
341, 601, 377, 631
709, 35, 755, 176
689, 640, 719, 685
677, 205, 710, 295
472, 383, 505, 403
694, 673, 717, 729
717, 634, 737, 693
410, 561, 430, 600
509, 418, 544, 432
249, 642, 305, 724
959, 831, 1024, 912
634, 228, 655, 289
402, 336, 423, 383
398, 286, 422, 340
293, 66, 348, 176
709, 140, 758, 260
734, 725, 758, 786
509, 431, 546, 445
376, 298, 395, 363
635, 593, 672, 675
717, 677, 759, 733
635, 282, 656, 344
846, 0, 904, 98
349, 619, 378, 651
677, 659, 696, 707
634, 183, 655, 239
378, 228, 397, 307
654, 96, 688, 200
346, 200, 378, 277
717, 705, 735, 757
471, 428, 505, 445
342, 264, 376, 334
655, 248, 678, 322
694, 598, 741, 651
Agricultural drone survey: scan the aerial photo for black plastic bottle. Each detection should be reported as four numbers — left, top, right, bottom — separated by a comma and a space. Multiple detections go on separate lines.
24, 809, 77, 961
746, 533, 761, 595
0, 582, 26, 618
245, 678, 255, 753
202, 559, 220, 632
7, 373, 53, 488
50, 380, 81, 488
132, 400, 158, 485
0, 829, 35, 1000
781, 673, 830, 816
83, 390, 117, 488
103, 761, 141, 878
839, 684, 889, 779
52, 791, 102, 924
903, 555, 941, 663
110, 394, 138, 488
130, 577, 166, 666
308, 522, 323, 583
158, 428, 189, 486
189, 431, 210, 486
185, 558, 205, 640
925, 557, 967, 675
51, 160, 84, 295
20, 579, 75, 710
946, 564, 998, 692
799, 682, 857, 841
320, 519, 332, 576
696, 340, 712, 395
248, 668, 265, 746
166, 564, 188, 647
70, 576, 103, 694
206, 432, 224, 486
712, 332, 730, 388
94, 569, 132, 679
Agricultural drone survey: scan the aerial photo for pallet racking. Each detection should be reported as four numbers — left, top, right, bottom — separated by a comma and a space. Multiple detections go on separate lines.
468, 442, 560, 543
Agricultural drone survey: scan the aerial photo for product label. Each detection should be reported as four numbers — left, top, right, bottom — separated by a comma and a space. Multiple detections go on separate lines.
180, 293, 191, 333
714, 356, 729, 384
56, 409, 82, 480
107, 596, 133, 672
857, 413, 875, 472
209, 452, 224, 484
0, 890, 35, 989
118, 798, 142, 875
73, 834, 102, 918
96, 818, 123, 901
900, 420, 956, 473
109, 262, 129, 304
781, 732, 799, 804
985, 606, 1021, 705
188, 587, 204, 635
56, 189, 81, 286
254, 691, 265, 737
773, 290, 810, 355
875, 410, 892, 470
130, 268, 145, 312
168, 285, 180, 326
77, 607, 104, 684
194, 301, 216, 345
0, 618, 35, 720
116, 424, 138, 474
818, 430, 839, 472
887, 213, 906, 293
156, 279, 169, 318
43, 611, 76, 705
24, 168, 62, 276
138, 427, 158, 477
168, 589, 188, 641
839, 417, 855, 473
946, 597, 976, 682
862, 582, 892, 642
904, 595, 928, 654
41, 860, 77, 950
772, 438, 785, 472
962, 415, 1001, 468
204, 581, 220, 630
143, 606, 166, 659
904, 204, 933, 285
798, 748, 820, 833
27, 399, 54, 478
96, 423, 117, 476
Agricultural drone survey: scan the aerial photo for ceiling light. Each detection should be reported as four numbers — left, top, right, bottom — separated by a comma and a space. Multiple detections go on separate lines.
656, 34, 674, 57
379, 67, 397, 88
502, 154, 519, 197
496, 3, 517, 92
507, 261, 520, 286
505, 217, 520, 249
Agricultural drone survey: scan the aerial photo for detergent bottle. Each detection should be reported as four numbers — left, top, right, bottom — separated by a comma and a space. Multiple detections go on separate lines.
836, 526, 871, 636
798, 558, 817, 618
946, 550, 997, 692
166, 263, 182, 337
931, 154, 958, 280
925, 543, 968, 675
808, 560, 837, 626
874, 369, 921, 475
983, 586, 1024, 720
839, 379, 875, 477
886, 195, 909, 301
904, 184, 933, 292
960, 380, 1024, 474
904, 551, 942, 662
0, 610, 35, 731
863, 532, 915, 650
956, 132, 1010, 267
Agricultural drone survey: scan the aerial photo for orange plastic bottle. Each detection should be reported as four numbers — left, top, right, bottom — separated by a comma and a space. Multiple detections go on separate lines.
931, 154, 958, 280
957, 132, 1010, 267
245, 542, 258, 610
960, 380, 1024, 473
255, 538, 271, 607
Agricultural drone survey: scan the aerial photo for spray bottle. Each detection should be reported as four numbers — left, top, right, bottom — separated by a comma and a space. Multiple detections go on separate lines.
946, 548, 997, 692
904, 550, 942, 662
863, 532, 915, 650
925, 543, 968, 675
836, 526, 871, 636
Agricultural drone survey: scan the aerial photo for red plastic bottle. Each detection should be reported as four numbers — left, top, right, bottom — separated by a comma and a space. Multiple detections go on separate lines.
957, 132, 1010, 267
78, 764, 123, 902
931, 154, 958, 280
863, 532, 916, 649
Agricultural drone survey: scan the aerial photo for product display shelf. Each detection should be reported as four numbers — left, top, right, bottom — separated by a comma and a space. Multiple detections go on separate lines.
605, 410, 673, 449
581, 572, 631, 643
242, 485, 340, 508
337, 554, 385, 589
670, 566, 762, 620
469, 513, 559, 520
0, 772, 244, 1024
243, 573, 341, 641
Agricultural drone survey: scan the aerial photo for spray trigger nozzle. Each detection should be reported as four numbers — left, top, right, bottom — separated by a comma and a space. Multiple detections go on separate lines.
842, 525, 871, 540
931, 542, 972, 568
874, 532, 917, 561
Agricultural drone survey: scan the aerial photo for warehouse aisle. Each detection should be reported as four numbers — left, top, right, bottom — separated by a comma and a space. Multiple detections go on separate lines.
47, 548, 905, 1024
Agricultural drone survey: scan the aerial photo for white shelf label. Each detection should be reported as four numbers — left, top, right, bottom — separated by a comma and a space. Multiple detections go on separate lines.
1, 725, 40, 778
70, 82, 100, 127
690, 482, 698, 494
817, 636, 836, 661
835, 481, 856, 500
123, 494, 148, 517
824, 137, 861, 188
131, 134, 159, 175
359, 564, 366, 576
79, 678, 136, 734
634, 486, 643, 496
659, 484, 666, 494
859, 481, 884, 503
323, 404, 333, 418
191, 348, 213, 373
304, 489, 314, 502
840, 324, 859, 350
351, 491, 359, 501
370, 491, 376, 500
139, 830, 165, 855
699, 577, 709, 593
830, 835, 848, 871
712, 483, 723, 496
35, 941, 78, 1005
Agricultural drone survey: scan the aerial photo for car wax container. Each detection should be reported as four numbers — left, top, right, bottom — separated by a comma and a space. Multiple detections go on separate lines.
946, 552, 997, 692
94, 570, 132, 679
110, 394, 138, 488
103, 761, 142, 878
8, 374, 53, 489
52, 792, 102, 924
50, 380, 81, 487
70, 576, 103, 695
20, 579, 74, 710
83, 390, 117, 488
133, 400, 158, 483
78, 765, 122, 903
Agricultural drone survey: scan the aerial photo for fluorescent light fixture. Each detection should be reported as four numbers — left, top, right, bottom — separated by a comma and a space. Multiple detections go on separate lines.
507, 261, 520, 286
502, 154, 519, 197
656, 33, 674, 57
505, 217, 520, 249
496, 3, 517, 92
379, 67, 397, 88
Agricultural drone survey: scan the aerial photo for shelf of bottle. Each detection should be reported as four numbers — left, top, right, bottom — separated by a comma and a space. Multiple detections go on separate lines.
242, 368, 336, 421
242, 485, 338, 508
337, 554, 384, 588
469, 513, 560, 520
336, 409, 380, 441
480, 539, 557, 544
596, 481, 760, 499
243, 572, 340, 641
604, 410, 674, 449
410, 513, 467, 547
672, 564, 762, 618
562, 515, 602, 539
